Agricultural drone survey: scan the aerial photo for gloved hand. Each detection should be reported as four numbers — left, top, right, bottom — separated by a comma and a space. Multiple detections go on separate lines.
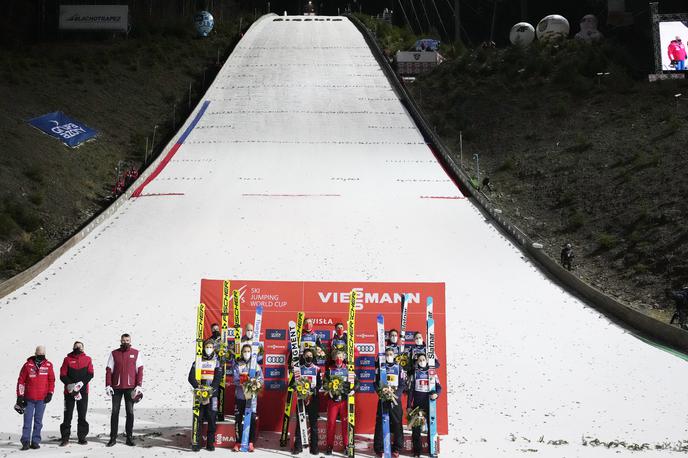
44, 393, 52, 403
13, 403, 24, 414
105, 386, 114, 397
134, 386, 143, 396
67, 383, 76, 393
74, 392, 83, 401
74, 381, 84, 392
16, 396, 26, 408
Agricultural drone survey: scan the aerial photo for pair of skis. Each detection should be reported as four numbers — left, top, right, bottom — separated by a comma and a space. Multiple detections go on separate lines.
191, 303, 206, 448
288, 319, 310, 447
346, 291, 357, 457
426, 297, 437, 457
218, 282, 231, 422
239, 304, 263, 451
279, 312, 304, 447
376, 314, 392, 458
233, 289, 242, 359
396, 294, 438, 458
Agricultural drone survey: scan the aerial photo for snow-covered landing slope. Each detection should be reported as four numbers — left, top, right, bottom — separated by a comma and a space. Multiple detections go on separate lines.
1, 14, 686, 457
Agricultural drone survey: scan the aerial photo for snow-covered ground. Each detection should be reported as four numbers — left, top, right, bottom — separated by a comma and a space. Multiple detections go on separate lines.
1, 14, 687, 457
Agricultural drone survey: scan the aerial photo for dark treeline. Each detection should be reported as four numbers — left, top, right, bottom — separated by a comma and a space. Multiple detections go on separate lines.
1, 0, 686, 52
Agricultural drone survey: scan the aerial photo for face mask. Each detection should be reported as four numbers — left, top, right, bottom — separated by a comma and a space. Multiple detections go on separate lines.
415, 338, 423, 345
120, 343, 131, 350
304, 356, 313, 364
205, 347, 215, 356
335, 356, 344, 365
243, 352, 252, 361
212, 331, 220, 338
304, 324, 313, 332
73, 347, 82, 354
245, 331, 254, 339
336, 329, 344, 337
389, 335, 398, 344
35, 355, 45, 362
385, 355, 395, 364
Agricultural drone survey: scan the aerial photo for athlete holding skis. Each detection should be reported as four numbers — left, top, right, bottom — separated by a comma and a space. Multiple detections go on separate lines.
407, 354, 441, 458
232, 343, 264, 452
386, 329, 401, 355
292, 347, 322, 455
323, 349, 358, 455
329, 322, 347, 359
374, 347, 406, 457
187, 340, 222, 451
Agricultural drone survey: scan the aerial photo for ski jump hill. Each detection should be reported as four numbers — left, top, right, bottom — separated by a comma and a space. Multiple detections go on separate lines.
1, 13, 687, 457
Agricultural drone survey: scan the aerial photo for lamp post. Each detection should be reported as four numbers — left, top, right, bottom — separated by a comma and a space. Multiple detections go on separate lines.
473, 153, 480, 186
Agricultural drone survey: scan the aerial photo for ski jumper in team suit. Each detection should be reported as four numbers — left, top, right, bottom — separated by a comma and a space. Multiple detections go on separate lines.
241, 335, 264, 365
188, 352, 222, 447
301, 327, 327, 366
324, 358, 358, 451
59, 347, 94, 443
17, 354, 55, 448
233, 352, 264, 445
373, 358, 406, 455
330, 331, 347, 358
105, 344, 143, 443
407, 362, 442, 456
292, 356, 322, 454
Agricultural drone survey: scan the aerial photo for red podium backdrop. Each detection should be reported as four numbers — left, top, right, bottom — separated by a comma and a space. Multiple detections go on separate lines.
199, 279, 448, 436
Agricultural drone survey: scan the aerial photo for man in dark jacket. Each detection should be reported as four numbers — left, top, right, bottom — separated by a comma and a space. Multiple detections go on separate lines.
59, 341, 94, 446
668, 289, 688, 330
16, 346, 55, 450
292, 347, 322, 455
188, 340, 223, 451
561, 243, 574, 270
105, 334, 144, 447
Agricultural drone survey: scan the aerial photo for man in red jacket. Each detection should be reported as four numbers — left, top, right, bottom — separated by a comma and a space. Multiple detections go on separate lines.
668, 36, 687, 71
59, 341, 94, 446
105, 334, 143, 447
16, 346, 55, 450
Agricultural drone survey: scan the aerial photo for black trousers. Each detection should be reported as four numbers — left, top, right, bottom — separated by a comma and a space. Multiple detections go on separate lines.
411, 404, 430, 455
373, 401, 403, 454
110, 389, 134, 439
194, 400, 217, 446
293, 397, 319, 453
234, 398, 257, 444
60, 393, 89, 441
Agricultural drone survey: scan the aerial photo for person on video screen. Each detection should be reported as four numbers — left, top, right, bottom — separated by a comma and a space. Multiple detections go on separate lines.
668, 36, 687, 70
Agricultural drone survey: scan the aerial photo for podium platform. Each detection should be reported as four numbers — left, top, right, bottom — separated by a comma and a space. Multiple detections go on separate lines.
197, 416, 440, 453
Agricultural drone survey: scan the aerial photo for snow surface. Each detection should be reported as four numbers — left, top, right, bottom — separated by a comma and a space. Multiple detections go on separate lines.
1, 14, 687, 457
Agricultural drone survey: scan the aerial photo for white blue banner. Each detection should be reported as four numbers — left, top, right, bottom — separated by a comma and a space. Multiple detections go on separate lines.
28, 112, 97, 148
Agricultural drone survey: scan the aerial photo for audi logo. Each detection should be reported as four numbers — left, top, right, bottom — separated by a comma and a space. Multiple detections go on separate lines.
355, 344, 375, 354
265, 354, 286, 365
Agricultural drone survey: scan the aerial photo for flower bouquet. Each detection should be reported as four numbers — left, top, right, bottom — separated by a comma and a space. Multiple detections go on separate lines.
406, 406, 426, 429
377, 385, 398, 405
242, 377, 262, 399
295, 377, 312, 400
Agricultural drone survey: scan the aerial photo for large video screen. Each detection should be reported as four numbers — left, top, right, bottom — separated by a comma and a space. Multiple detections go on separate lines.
659, 21, 688, 71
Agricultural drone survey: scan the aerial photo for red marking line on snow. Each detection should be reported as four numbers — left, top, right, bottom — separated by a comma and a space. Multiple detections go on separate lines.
420, 195, 466, 200
134, 192, 185, 198
242, 193, 342, 197
131, 100, 210, 198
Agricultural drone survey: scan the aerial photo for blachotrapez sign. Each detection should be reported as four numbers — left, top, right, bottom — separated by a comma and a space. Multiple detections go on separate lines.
59, 5, 128, 32
28, 112, 97, 148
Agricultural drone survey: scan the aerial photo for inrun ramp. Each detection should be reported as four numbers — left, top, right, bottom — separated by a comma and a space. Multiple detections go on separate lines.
1, 14, 687, 457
